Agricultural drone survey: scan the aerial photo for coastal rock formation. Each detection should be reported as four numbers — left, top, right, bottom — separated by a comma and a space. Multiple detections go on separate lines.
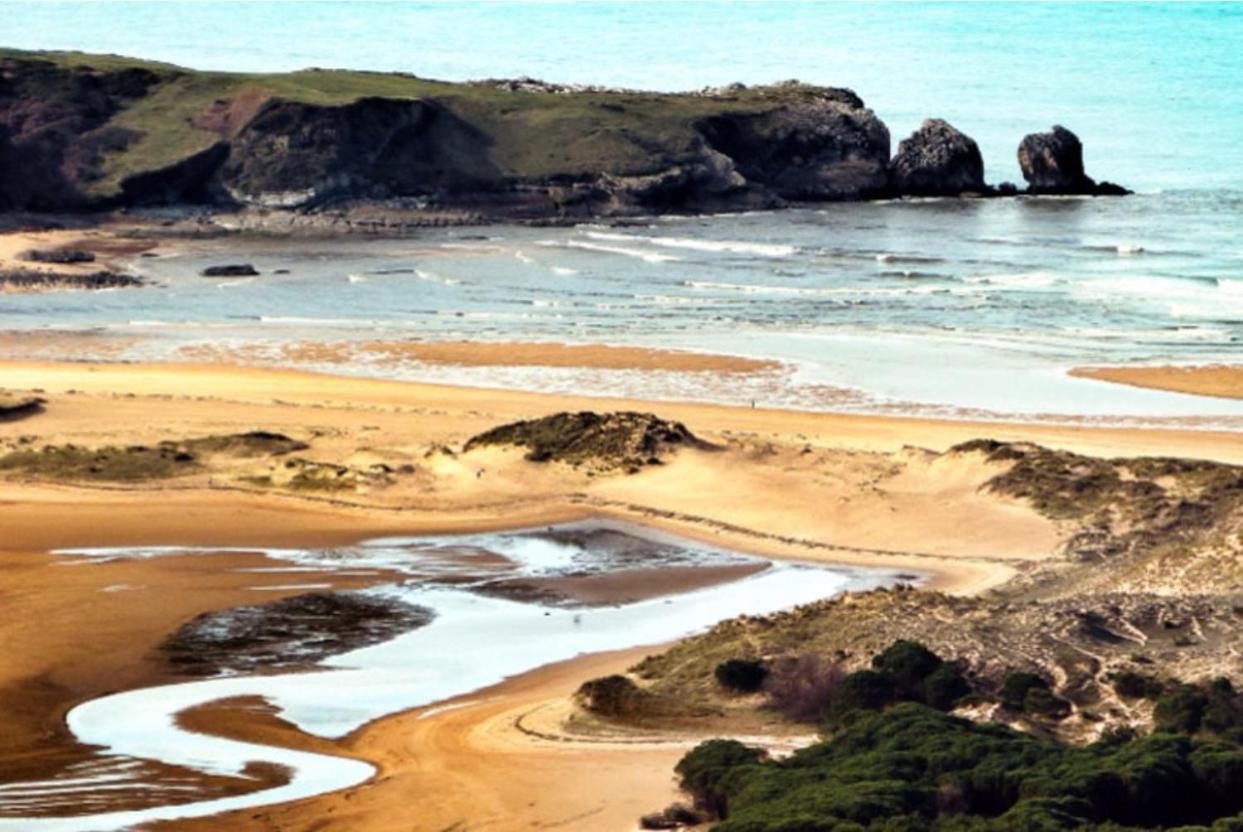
0, 51, 1131, 217
0, 53, 893, 216
220, 97, 497, 209
464, 411, 713, 472
1018, 125, 1131, 195
0, 392, 45, 421
0, 267, 141, 290
889, 118, 985, 196
18, 247, 94, 263
201, 263, 259, 277
697, 88, 891, 200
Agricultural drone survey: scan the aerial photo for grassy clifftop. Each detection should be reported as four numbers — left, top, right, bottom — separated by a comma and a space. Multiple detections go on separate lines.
0, 48, 890, 214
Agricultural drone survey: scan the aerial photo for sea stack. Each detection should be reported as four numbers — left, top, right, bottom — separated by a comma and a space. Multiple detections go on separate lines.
1017, 125, 1130, 195
889, 118, 985, 197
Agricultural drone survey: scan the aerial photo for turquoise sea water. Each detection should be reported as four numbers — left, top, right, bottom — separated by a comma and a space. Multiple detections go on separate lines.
3, 3, 1243, 423
7, 1, 1243, 190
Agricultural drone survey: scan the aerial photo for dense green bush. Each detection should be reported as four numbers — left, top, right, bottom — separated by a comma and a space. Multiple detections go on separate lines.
764, 640, 972, 728
923, 664, 972, 712
1157, 684, 1212, 733
825, 669, 896, 728
716, 659, 769, 694
675, 738, 766, 818
576, 674, 652, 718
872, 639, 944, 699
676, 704, 1243, 831
1153, 678, 1243, 740
1000, 672, 1049, 711
1113, 670, 1166, 700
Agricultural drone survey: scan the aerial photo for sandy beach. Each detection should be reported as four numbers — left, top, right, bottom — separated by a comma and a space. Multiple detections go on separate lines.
2, 359, 1242, 831
1073, 365, 1243, 402
178, 340, 782, 374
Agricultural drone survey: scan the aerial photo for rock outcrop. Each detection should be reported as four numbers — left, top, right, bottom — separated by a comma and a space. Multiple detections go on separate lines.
890, 118, 985, 196
697, 88, 891, 201
201, 263, 259, 277
220, 97, 498, 209
1018, 125, 1130, 196
0, 51, 1130, 218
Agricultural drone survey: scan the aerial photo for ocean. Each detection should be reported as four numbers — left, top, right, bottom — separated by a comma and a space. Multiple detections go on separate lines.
3, 2, 1242, 424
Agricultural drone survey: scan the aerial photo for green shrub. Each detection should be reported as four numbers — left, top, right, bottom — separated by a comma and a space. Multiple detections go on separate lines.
1157, 685, 1211, 734
923, 664, 971, 712
1001, 672, 1052, 713
675, 704, 1243, 830
675, 738, 765, 818
825, 669, 896, 729
576, 674, 650, 718
1114, 671, 1166, 700
873, 639, 944, 699
715, 659, 769, 694
1023, 687, 1072, 720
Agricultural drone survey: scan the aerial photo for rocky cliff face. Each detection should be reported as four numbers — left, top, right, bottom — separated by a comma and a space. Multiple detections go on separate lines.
696, 89, 891, 201
220, 97, 499, 208
0, 56, 163, 209
0, 51, 1129, 218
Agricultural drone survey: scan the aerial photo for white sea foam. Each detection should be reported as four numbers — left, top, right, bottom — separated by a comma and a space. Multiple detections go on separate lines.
538, 239, 680, 264
258, 316, 377, 326
585, 230, 797, 257
963, 271, 1060, 289
683, 279, 950, 298
550, 265, 578, 276
414, 269, 462, 285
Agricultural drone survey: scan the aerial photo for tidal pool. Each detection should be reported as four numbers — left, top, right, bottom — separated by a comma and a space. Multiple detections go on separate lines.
0, 522, 905, 831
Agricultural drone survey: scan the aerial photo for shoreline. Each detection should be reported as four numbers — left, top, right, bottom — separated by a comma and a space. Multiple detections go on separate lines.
2, 359, 1241, 830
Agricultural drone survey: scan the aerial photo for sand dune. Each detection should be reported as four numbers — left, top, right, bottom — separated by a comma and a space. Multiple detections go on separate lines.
2, 360, 1242, 831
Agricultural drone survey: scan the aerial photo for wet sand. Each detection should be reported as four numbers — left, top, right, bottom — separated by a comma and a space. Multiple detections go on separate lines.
1073, 365, 1243, 402
179, 339, 782, 373
2, 359, 1242, 831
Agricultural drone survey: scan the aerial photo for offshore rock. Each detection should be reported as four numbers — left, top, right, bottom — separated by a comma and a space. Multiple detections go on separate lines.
890, 118, 985, 196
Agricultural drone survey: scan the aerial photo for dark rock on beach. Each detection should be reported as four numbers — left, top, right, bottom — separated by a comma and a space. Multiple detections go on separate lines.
161, 590, 435, 676
0, 392, 46, 422
18, 247, 95, 264
0, 267, 142, 290
1018, 125, 1132, 196
889, 118, 985, 197
201, 263, 259, 277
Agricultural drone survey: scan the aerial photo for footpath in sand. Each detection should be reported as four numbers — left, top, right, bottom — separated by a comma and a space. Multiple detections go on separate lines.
2, 360, 1242, 831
